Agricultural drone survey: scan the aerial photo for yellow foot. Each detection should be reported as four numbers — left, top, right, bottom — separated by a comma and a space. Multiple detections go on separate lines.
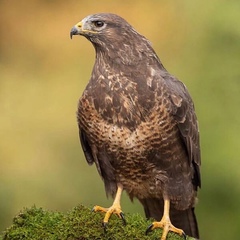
92, 204, 126, 230
146, 219, 186, 240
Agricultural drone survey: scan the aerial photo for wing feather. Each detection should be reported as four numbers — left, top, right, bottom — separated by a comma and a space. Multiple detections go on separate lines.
79, 130, 94, 165
167, 77, 201, 188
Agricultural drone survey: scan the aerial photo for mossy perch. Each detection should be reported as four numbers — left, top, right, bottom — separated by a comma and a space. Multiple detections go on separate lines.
1, 205, 196, 240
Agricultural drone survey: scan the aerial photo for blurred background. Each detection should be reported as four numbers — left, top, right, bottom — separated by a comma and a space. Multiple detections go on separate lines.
0, 0, 239, 239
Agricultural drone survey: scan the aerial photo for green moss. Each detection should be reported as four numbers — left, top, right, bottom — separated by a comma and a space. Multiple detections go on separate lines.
1, 205, 195, 240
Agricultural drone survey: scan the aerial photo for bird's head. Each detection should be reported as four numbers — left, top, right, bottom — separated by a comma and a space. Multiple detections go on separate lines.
70, 13, 158, 65
70, 13, 131, 40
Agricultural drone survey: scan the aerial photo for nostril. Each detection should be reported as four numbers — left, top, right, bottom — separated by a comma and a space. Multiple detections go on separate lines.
76, 21, 82, 28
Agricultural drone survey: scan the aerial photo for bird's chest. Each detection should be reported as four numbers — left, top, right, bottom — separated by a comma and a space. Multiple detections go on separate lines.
78, 93, 154, 151
78, 91, 176, 164
77, 87, 171, 150
79, 74, 158, 131
77, 84, 179, 199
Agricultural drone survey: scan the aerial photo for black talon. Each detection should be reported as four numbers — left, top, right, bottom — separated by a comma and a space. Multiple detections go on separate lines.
120, 212, 126, 225
145, 223, 153, 235
102, 222, 108, 233
182, 231, 187, 240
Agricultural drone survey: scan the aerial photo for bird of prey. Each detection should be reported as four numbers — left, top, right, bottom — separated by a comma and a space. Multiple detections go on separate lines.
70, 13, 201, 240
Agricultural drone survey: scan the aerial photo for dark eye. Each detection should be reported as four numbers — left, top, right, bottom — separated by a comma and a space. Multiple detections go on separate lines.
93, 21, 104, 28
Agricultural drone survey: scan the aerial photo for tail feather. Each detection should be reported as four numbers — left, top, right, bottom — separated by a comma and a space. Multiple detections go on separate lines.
139, 198, 199, 239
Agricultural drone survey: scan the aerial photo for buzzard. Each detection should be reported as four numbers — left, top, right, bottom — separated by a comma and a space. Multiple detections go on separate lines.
70, 13, 201, 240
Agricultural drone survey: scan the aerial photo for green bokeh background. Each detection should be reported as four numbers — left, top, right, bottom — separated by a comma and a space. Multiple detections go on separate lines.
1, 1, 239, 239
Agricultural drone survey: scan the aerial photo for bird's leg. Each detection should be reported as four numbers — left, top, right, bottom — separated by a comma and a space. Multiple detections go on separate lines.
146, 198, 186, 240
92, 183, 126, 230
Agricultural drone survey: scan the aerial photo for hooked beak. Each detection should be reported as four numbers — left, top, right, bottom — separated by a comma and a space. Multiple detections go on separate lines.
70, 21, 83, 39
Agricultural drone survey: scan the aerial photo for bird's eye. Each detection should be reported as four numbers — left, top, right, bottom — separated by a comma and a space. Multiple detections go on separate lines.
93, 21, 104, 28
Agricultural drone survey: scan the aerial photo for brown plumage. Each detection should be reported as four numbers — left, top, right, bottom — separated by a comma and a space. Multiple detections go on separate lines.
70, 13, 201, 239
